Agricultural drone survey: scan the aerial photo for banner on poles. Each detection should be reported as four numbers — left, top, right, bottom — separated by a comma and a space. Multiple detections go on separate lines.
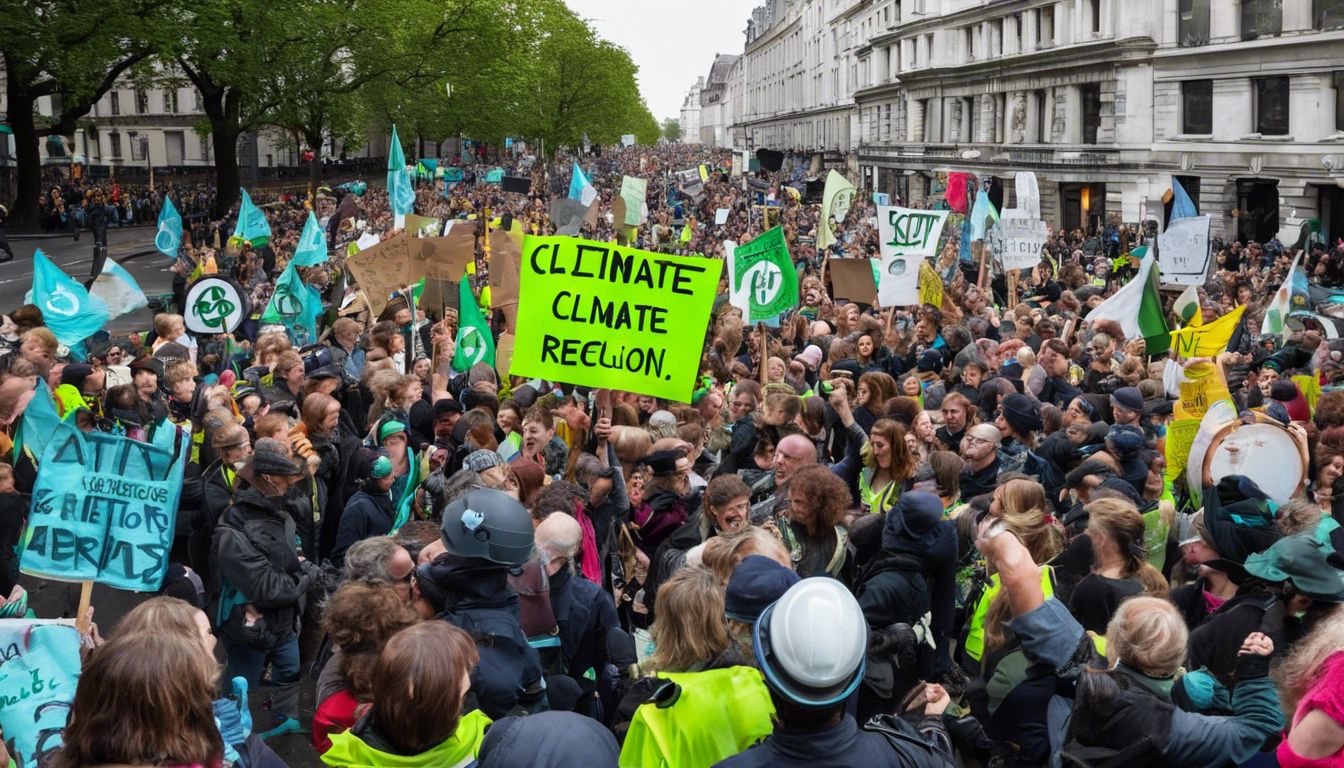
729, 226, 797, 323
1157, 215, 1213, 287
21, 421, 186, 591
0, 620, 82, 767
876, 206, 948, 307
511, 236, 721, 401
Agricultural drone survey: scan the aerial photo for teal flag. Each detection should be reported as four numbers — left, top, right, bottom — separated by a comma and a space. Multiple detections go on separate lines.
230, 188, 271, 247
485, 168, 504, 184
25, 249, 109, 347
387, 124, 415, 215
444, 167, 464, 182
291, 211, 329, 267
156, 196, 182, 259
390, 448, 420, 533
89, 260, 148, 320
451, 273, 495, 372
14, 379, 61, 464
262, 261, 323, 346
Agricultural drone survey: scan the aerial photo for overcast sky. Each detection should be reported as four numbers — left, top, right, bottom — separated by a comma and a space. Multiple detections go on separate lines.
563, 0, 761, 123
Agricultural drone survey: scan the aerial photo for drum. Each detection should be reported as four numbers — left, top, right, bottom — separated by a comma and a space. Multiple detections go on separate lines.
1194, 414, 1308, 504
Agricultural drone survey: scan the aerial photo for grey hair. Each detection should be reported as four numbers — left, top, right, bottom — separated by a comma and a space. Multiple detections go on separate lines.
535, 512, 582, 564
343, 537, 403, 584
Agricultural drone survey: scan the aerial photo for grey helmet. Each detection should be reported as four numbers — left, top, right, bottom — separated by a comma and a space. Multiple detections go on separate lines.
440, 488, 535, 565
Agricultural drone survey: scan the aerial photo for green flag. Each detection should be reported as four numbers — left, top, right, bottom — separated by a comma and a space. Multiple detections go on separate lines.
730, 226, 797, 323
452, 274, 495, 372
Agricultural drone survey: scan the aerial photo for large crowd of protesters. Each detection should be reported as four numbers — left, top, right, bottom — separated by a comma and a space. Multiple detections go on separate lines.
0, 140, 1339, 768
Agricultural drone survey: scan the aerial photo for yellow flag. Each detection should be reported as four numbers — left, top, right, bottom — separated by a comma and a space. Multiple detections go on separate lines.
1167, 304, 1246, 358
817, 169, 856, 251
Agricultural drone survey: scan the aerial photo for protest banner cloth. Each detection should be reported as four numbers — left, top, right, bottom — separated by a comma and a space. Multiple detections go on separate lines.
230, 188, 271, 248
262, 259, 323, 346
27, 249, 109, 349
511, 236, 721, 401
0, 619, 83, 767
1157, 214, 1213, 287
346, 232, 412, 315
994, 214, 1049, 272
21, 420, 186, 592
387, 129, 414, 214
729, 226, 797, 323
918, 261, 944, 308
155, 196, 182, 259
817, 170, 856, 250
876, 206, 949, 307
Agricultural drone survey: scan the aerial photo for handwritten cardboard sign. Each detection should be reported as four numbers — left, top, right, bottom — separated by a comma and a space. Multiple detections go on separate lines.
346, 233, 412, 315
414, 228, 477, 282
995, 215, 1049, 271
21, 421, 186, 591
0, 620, 82, 767
487, 230, 522, 308
511, 236, 721, 401
1157, 215, 1212, 287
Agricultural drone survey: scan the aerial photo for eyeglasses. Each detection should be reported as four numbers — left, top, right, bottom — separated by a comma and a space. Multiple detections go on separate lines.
963, 434, 995, 447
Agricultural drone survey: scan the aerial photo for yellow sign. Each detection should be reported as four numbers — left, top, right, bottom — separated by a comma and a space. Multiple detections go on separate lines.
1164, 419, 1201, 486
1175, 375, 1232, 420
918, 262, 943, 308
510, 236, 722, 401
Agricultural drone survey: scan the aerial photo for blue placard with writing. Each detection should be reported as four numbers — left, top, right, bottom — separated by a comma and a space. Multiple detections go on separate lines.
0, 620, 82, 767
20, 422, 186, 591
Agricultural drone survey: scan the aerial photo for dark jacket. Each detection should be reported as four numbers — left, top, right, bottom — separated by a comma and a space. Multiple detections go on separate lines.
431, 562, 548, 719
714, 714, 950, 768
549, 565, 619, 692
478, 711, 620, 768
213, 484, 320, 644
331, 488, 396, 566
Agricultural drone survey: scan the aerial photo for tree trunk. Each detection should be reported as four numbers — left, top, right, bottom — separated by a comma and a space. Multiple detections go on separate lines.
7, 92, 44, 230
306, 129, 323, 205
212, 124, 242, 220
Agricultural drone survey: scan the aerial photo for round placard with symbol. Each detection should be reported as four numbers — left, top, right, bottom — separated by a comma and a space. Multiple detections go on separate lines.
184, 276, 250, 334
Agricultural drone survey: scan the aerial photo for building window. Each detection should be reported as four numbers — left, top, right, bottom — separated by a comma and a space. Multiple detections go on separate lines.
1039, 5, 1055, 47
129, 135, 144, 161
1034, 89, 1047, 142
135, 90, 148, 115
1317, 0, 1344, 29
1334, 72, 1344, 131
1181, 80, 1213, 134
1081, 83, 1102, 143
1242, 0, 1282, 40
164, 90, 178, 114
1254, 76, 1290, 135
110, 92, 120, 116
964, 27, 974, 60
109, 132, 121, 159
1012, 12, 1024, 52
1179, 0, 1210, 45
1090, 0, 1102, 33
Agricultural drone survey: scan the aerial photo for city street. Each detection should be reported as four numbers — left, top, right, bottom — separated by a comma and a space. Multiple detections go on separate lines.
1, 227, 173, 333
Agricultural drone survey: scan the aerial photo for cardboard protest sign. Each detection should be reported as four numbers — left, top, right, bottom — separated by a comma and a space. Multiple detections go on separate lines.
0, 620, 82, 766
876, 206, 948, 307
487, 230, 522, 308
1164, 418, 1200, 487
918, 262, 944, 308
21, 421, 186, 591
995, 215, 1049, 271
729, 226, 797, 323
1157, 215, 1212, 287
827, 257, 878, 304
511, 236, 721, 401
413, 228, 477, 282
346, 232, 412, 315
551, 198, 590, 236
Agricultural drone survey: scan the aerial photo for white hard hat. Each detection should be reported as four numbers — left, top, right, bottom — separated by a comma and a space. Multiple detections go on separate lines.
753, 577, 867, 707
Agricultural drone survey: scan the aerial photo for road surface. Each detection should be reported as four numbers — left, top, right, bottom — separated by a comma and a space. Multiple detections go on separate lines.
0, 227, 175, 334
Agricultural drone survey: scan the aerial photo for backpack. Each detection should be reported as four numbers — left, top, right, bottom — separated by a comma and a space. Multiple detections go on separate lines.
1058, 670, 1175, 768
507, 561, 565, 676
861, 714, 956, 767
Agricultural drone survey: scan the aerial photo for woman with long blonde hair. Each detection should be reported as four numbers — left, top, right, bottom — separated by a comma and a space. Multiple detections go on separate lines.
645, 566, 735, 673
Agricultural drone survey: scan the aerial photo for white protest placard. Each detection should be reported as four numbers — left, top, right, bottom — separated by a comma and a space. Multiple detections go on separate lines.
876, 206, 949, 307
715, 208, 730, 226
995, 214, 1049, 271
1158, 215, 1213, 287
1014, 171, 1041, 220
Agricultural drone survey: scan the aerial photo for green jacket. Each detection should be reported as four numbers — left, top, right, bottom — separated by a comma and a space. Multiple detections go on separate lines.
321, 710, 490, 768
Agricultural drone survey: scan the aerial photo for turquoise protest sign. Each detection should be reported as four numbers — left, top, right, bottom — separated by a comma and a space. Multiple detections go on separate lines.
444, 167, 464, 182
0, 620, 82, 767
485, 168, 504, 183
21, 421, 186, 591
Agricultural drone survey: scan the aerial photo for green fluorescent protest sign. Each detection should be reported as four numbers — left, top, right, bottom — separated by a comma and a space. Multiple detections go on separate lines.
511, 235, 722, 402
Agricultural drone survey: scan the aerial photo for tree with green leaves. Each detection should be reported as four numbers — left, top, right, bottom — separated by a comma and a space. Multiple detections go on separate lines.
661, 118, 683, 143
0, 0, 161, 227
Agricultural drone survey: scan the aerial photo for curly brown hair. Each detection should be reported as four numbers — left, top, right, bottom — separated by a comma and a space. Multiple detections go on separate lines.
787, 464, 851, 535
323, 583, 420, 699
